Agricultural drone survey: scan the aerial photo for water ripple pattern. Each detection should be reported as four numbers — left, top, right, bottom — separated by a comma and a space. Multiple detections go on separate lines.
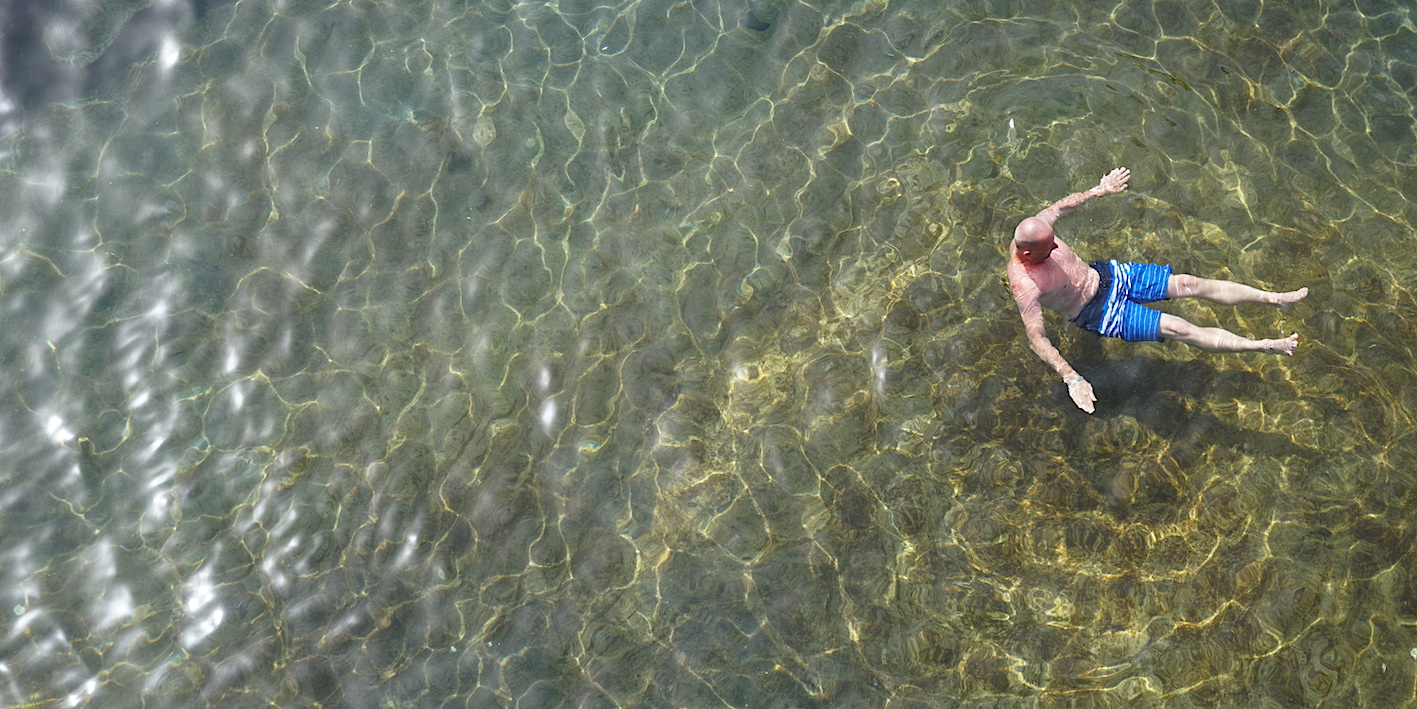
0, 0, 1415, 707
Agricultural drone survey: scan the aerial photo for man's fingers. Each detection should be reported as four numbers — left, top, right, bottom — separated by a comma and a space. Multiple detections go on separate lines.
1100, 167, 1130, 194
1070, 382, 1097, 413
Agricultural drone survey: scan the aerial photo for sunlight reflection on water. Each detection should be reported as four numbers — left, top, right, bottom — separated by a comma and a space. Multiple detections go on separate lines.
0, 0, 1415, 707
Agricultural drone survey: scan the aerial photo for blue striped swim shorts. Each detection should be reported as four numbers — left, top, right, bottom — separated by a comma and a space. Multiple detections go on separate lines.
1070, 260, 1172, 342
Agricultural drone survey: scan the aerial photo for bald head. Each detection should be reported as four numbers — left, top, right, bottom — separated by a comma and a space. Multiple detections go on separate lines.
1014, 217, 1054, 248
1012, 217, 1058, 265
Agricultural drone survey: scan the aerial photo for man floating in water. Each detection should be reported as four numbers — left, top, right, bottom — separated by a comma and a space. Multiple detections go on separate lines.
1007, 167, 1307, 413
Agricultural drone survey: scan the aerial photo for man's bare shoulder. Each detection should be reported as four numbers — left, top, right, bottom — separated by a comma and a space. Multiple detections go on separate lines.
1006, 258, 1040, 300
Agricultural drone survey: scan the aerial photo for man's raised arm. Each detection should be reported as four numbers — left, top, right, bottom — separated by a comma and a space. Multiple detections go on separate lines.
1035, 167, 1131, 226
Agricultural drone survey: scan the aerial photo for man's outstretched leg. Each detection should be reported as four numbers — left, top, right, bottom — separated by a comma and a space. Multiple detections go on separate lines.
1159, 313, 1298, 355
1167, 274, 1308, 310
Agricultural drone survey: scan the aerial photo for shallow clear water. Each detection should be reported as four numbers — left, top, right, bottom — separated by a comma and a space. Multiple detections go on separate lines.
1, 0, 1416, 706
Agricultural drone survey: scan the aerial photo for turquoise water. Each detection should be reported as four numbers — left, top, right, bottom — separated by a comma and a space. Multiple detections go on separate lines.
1, 0, 1416, 706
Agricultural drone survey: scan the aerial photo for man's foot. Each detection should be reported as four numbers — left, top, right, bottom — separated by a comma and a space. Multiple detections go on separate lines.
1273, 287, 1308, 312
1258, 333, 1299, 355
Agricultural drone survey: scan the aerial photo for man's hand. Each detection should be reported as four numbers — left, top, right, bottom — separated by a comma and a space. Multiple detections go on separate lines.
1095, 167, 1130, 196
1067, 378, 1096, 413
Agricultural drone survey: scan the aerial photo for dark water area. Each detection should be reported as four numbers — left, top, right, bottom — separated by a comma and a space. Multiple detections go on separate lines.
1, 0, 1415, 707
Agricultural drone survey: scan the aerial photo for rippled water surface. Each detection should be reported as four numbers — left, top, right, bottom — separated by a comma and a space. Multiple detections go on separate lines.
3, 0, 1417, 706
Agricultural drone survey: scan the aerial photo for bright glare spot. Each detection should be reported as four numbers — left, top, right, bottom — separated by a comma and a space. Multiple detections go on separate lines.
539, 398, 557, 434
538, 366, 551, 392
393, 530, 419, 569
185, 567, 215, 614
188, 607, 224, 646
97, 585, 134, 630
63, 677, 98, 707
158, 37, 181, 73
43, 414, 74, 443
141, 489, 172, 532
181, 563, 225, 648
